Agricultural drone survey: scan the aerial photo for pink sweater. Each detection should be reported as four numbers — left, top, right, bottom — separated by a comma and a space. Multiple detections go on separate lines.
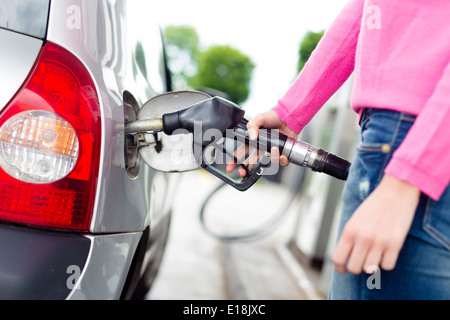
273, 0, 450, 201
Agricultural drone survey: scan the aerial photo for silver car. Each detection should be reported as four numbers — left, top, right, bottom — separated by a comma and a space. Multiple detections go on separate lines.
0, 0, 176, 299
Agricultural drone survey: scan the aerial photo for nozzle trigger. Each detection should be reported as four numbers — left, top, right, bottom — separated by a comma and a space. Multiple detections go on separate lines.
200, 144, 271, 192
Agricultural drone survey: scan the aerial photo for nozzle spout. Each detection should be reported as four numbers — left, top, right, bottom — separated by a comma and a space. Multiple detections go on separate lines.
124, 118, 164, 134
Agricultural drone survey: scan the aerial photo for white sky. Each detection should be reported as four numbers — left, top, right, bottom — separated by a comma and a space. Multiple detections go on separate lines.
152, 0, 348, 117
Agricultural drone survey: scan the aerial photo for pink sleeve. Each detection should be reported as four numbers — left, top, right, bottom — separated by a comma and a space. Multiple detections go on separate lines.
385, 60, 450, 201
272, 0, 363, 134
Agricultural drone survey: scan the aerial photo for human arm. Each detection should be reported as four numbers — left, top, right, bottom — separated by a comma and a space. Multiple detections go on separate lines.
228, 0, 364, 175
384, 59, 450, 201
272, 0, 363, 133
332, 51, 450, 275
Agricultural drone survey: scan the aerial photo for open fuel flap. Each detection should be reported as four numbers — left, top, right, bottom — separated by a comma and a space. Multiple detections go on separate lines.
131, 91, 211, 173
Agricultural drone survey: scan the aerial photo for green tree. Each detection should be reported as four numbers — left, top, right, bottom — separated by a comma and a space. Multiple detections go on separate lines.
164, 25, 200, 88
297, 30, 325, 73
189, 45, 254, 104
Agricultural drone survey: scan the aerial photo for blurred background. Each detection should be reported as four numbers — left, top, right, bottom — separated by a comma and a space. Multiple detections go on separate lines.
143, 0, 362, 300
151, 0, 348, 117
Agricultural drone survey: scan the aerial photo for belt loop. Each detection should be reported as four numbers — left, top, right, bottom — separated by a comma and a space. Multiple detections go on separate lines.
358, 107, 371, 126
362, 108, 371, 122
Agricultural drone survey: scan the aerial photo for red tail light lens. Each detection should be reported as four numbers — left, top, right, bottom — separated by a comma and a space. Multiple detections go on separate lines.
0, 42, 101, 231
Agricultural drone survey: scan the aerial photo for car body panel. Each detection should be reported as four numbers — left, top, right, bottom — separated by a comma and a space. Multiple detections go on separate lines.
0, 0, 176, 299
0, 28, 43, 111
0, 224, 91, 300
67, 232, 141, 300
0, 222, 141, 300
46, 0, 173, 234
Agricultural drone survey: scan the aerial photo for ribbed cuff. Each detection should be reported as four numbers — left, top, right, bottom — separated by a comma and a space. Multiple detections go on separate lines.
385, 157, 447, 201
272, 104, 305, 134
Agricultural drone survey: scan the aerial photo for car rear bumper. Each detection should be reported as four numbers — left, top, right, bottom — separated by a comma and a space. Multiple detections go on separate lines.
0, 223, 141, 300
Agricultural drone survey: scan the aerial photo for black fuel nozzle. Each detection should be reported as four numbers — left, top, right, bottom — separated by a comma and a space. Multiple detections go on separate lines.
161, 97, 272, 191
161, 95, 351, 191
162, 96, 245, 144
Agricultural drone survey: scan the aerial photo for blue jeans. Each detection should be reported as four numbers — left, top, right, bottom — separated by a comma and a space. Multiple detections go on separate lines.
329, 108, 450, 300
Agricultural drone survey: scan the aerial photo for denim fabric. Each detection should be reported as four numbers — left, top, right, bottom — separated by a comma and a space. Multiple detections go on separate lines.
329, 108, 450, 300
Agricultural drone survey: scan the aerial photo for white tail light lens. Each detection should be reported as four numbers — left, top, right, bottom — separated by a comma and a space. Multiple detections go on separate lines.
0, 110, 79, 183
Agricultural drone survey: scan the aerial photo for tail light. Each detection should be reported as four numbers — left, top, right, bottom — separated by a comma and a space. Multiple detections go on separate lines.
0, 42, 101, 232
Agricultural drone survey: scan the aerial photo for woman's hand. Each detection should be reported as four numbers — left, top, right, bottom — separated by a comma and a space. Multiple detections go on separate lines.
246, 110, 298, 142
226, 110, 298, 176
332, 174, 421, 274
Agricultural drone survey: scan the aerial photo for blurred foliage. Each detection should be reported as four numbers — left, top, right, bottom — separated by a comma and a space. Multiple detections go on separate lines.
163, 25, 254, 104
164, 25, 200, 88
188, 45, 254, 104
165, 25, 200, 58
297, 30, 325, 73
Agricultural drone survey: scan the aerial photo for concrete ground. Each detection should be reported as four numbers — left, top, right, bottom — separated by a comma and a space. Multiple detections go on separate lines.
146, 170, 324, 300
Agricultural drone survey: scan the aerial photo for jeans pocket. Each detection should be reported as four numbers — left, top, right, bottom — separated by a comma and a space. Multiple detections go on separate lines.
423, 186, 450, 251
356, 141, 391, 170
349, 144, 390, 201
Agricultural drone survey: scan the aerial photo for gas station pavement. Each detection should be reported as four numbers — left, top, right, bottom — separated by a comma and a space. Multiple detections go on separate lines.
146, 170, 324, 300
